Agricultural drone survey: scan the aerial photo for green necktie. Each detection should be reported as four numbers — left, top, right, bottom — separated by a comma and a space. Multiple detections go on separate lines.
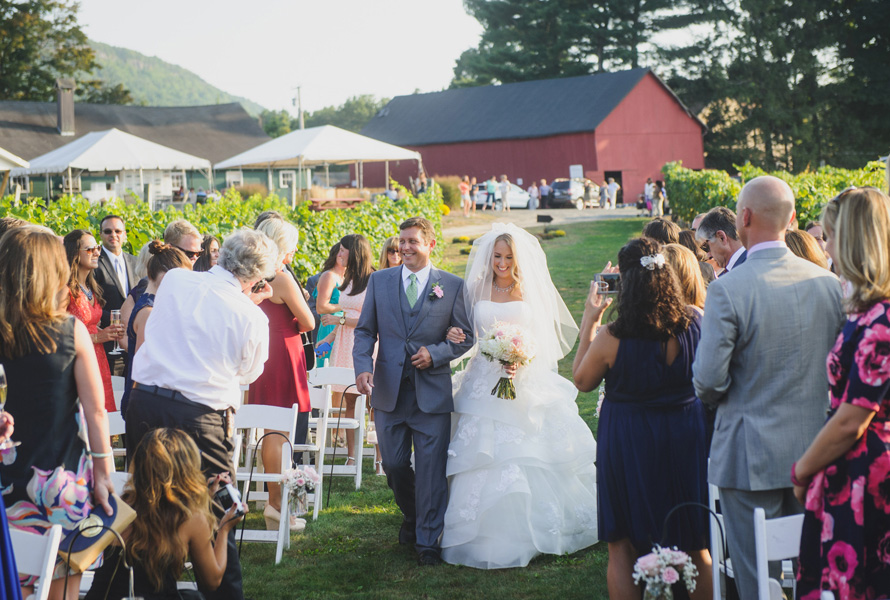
406, 273, 418, 308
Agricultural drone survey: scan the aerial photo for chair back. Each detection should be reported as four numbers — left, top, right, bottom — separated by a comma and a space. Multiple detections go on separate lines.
234, 404, 299, 439
754, 507, 804, 600
110, 375, 125, 411
308, 366, 358, 388
9, 524, 63, 600
107, 411, 126, 436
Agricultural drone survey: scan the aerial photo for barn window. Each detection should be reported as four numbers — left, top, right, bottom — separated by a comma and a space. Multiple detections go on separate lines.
279, 170, 296, 188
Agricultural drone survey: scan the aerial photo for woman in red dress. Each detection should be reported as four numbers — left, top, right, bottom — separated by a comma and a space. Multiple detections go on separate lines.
250, 217, 315, 531
63, 230, 123, 413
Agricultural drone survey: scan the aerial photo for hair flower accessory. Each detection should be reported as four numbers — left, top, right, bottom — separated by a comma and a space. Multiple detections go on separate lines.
429, 282, 444, 300
640, 254, 666, 271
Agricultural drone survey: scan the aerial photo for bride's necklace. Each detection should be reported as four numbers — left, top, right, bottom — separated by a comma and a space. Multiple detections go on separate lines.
492, 279, 516, 293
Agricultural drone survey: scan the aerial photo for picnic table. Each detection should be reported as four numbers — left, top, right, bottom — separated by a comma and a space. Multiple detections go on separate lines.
309, 198, 365, 211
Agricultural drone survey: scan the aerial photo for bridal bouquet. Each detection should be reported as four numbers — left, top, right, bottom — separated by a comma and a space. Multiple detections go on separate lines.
281, 466, 321, 517
633, 545, 698, 600
479, 321, 535, 400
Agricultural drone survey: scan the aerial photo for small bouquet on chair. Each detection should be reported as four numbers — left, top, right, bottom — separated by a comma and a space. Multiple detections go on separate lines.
478, 321, 535, 400
633, 545, 699, 600
281, 466, 321, 518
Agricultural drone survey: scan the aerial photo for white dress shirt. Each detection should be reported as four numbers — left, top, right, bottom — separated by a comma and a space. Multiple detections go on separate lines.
401, 263, 432, 297
131, 265, 269, 411
746, 240, 787, 256
726, 245, 747, 271
102, 246, 129, 294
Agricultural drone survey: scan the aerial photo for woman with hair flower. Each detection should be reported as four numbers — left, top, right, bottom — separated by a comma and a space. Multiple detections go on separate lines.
572, 237, 711, 600
793, 187, 890, 600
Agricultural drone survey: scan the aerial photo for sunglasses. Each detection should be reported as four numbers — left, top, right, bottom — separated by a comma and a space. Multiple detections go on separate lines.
250, 275, 276, 294
176, 247, 204, 260
102, 228, 124, 235
387, 249, 399, 255
81, 245, 102, 254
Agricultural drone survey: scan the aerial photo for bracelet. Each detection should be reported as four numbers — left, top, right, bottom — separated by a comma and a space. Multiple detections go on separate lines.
90, 451, 113, 459
790, 461, 808, 487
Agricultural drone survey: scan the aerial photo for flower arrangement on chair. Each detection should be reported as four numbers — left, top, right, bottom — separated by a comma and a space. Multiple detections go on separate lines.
280, 466, 321, 518
633, 545, 699, 600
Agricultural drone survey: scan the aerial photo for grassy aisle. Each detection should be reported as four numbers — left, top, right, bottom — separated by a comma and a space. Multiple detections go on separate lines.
240, 218, 646, 599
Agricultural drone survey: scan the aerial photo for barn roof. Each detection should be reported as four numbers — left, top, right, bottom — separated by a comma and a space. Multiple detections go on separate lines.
0, 101, 269, 164
361, 68, 704, 146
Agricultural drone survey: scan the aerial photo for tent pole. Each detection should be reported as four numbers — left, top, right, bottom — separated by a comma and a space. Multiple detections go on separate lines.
67, 166, 72, 196
325, 163, 330, 188
139, 168, 145, 204
385, 161, 389, 191
267, 167, 273, 194
0, 171, 9, 196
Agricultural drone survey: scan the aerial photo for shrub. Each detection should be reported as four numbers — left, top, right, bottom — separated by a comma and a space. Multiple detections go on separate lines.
459, 247, 472, 255
2, 180, 444, 281
452, 236, 470, 244
232, 183, 269, 198
434, 175, 462, 210
663, 160, 886, 226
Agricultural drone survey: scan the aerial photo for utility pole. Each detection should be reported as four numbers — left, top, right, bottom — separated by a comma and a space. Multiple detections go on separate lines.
293, 86, 304, 130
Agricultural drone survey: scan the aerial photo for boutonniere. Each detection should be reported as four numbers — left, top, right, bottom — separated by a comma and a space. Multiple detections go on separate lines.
429, 282, 444, 300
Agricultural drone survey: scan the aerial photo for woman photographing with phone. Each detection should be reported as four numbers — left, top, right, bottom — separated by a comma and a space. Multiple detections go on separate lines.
572, 237, 711, 600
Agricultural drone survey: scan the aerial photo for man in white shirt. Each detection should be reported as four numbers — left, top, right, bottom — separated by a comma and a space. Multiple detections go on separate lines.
499, 175, 511, 212
606, 178, 621, 209
127, 228, 278, 600
93, 215, 136, 374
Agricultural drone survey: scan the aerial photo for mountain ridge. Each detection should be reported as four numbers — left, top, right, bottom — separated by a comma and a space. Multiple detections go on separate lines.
89, 40, 265, 116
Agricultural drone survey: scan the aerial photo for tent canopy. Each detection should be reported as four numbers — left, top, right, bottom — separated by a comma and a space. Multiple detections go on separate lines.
214, 125, 421, 170
0, 146, 28, 170
10, 128, 211, 176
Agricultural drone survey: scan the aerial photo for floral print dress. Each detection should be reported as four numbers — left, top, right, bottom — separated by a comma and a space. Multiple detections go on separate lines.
798, 300, 890, 600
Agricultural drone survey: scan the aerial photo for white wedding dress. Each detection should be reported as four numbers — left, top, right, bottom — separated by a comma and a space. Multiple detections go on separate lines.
441, 300, 599, 569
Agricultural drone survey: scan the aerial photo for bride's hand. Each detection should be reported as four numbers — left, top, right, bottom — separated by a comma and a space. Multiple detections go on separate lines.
503, 363, 518, 378
584, 281, 613, 318
446, 326, 466, 344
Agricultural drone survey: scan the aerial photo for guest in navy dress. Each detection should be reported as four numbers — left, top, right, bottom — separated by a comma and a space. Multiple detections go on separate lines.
573, 237, 711, 600
794, 187, 890, 600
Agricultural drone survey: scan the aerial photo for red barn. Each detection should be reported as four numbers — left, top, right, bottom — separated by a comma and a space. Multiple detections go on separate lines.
360, 68, 705, 202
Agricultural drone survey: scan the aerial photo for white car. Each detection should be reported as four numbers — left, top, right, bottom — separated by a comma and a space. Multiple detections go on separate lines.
473, 182, 532, 210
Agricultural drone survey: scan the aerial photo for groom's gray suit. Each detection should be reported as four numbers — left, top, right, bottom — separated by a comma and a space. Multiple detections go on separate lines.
353, 265, 473, 553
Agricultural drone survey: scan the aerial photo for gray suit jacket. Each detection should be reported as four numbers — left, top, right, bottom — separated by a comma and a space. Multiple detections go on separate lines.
693, 247, 844, 491
353, 266, 474, 414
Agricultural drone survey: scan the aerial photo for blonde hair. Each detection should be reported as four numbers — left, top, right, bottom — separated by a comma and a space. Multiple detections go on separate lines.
662, 244, 706, 310
163, 219, 201, 247
492, 233, 522, 289
255, 217, 299, 266
124, 429, 216, 592
784, 229, 828, 270
0, 226, 70, 358
378, 236, 399, 270
821, 187, 890, 312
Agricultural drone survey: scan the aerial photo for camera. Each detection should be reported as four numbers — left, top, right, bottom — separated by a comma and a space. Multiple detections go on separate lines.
594, 272, 621, 294
215, 482, 245, 517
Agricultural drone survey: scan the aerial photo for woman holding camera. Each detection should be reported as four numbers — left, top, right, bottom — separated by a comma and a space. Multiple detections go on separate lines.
86, 428, 244, 600
572, 237, 711, 600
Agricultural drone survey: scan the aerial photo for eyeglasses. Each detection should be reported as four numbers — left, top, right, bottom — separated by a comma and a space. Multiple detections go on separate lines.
387, 249, 399, 255
102, 228, 124, 235
176, 247, 204, 260
81, 245, 101, 254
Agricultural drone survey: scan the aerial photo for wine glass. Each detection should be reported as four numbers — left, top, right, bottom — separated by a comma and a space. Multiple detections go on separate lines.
109, 310, 123, 355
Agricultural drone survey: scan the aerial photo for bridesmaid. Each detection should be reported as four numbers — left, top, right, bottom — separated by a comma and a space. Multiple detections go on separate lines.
314, 240, 348, 367
63, 229, 123, 413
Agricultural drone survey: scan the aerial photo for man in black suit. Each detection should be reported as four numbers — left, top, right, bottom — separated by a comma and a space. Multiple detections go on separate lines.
94, 214, 137, 375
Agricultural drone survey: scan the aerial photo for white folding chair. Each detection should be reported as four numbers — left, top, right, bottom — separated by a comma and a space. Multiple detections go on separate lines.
709, 483, 733, 600
753, 507, 804, 600
233, 404, 299, 564
110, 376, 125, 411
106, 410, 127, 461
307, 367, 366, 490
303, 385, 329, 518
9, 524, 63, 600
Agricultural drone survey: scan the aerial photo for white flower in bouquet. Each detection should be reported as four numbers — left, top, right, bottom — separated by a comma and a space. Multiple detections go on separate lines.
478, 321, 535, 400
281, 465, 321, 493
633, 545, 698, 599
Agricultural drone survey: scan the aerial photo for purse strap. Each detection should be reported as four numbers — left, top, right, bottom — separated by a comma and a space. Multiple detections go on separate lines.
61, 524, 134, 600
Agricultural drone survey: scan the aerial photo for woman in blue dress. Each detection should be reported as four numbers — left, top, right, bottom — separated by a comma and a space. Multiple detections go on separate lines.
573, 237, 712, 599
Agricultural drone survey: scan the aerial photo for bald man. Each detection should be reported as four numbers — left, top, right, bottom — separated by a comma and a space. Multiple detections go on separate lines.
692, 176, 845, 598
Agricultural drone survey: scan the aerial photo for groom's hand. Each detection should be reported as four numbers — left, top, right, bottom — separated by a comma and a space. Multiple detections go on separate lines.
356, 372, 374, 395
411, 346, 432, 370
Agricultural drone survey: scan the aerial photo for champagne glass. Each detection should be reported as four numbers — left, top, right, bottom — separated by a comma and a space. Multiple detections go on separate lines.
109, 310, 123, 355
0, 364, 15, 450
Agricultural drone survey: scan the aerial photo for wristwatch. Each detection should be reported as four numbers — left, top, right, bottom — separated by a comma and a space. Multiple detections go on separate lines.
339, 316, 347, 326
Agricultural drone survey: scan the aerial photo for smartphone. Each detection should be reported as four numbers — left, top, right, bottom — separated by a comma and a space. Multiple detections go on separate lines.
594, 272, 620, 294
215, 482, 245, 516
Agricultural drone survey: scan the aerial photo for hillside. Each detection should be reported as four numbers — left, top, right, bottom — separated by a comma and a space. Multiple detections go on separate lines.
89, 41, 265, 115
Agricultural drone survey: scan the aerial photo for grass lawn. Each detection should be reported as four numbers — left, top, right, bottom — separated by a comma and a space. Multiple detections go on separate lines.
239, 218, 647, 599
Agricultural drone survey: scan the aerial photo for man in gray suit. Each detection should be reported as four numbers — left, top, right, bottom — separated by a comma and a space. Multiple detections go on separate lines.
354, 217, 474, 566
693, 176, 844, 598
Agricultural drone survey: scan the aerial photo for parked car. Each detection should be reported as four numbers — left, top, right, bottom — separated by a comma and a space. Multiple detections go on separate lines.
473, 182, 532, 209
550, 178, 600, 210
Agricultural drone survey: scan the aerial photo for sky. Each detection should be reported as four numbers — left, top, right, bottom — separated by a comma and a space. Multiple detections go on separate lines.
78, 0, 483, 114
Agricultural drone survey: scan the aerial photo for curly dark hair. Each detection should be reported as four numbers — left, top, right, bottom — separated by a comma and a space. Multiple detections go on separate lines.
608, 237, 691, 341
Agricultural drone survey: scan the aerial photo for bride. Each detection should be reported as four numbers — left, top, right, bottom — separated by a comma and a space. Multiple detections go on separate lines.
440, 223, 598, 569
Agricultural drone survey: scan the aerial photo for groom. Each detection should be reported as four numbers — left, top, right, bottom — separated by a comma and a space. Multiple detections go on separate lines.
354, 216, 474, 565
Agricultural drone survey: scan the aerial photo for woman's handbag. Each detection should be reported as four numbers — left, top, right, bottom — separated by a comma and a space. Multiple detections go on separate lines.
301, 331, 315, 371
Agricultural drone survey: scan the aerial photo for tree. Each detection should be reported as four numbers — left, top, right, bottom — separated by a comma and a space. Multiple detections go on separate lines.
76, 80, 134, 105
0, 0, 131, 103
304, 95, 389, 133
260, 109, 293, 138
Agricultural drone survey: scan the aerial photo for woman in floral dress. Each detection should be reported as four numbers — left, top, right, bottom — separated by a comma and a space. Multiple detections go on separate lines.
793, 187, 890, 600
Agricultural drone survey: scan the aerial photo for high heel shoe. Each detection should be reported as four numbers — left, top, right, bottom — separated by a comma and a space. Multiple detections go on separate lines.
375, 460, 385, 476
263, 504, 306, 532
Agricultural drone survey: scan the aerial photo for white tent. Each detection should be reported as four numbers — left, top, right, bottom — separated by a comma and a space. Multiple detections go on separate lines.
0, 146, 29, 196
214, 124, 422, 193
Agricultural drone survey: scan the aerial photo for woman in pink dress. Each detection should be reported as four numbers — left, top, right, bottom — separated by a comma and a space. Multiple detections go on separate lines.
63, 230, 124, 413
324, 234, 375, 465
